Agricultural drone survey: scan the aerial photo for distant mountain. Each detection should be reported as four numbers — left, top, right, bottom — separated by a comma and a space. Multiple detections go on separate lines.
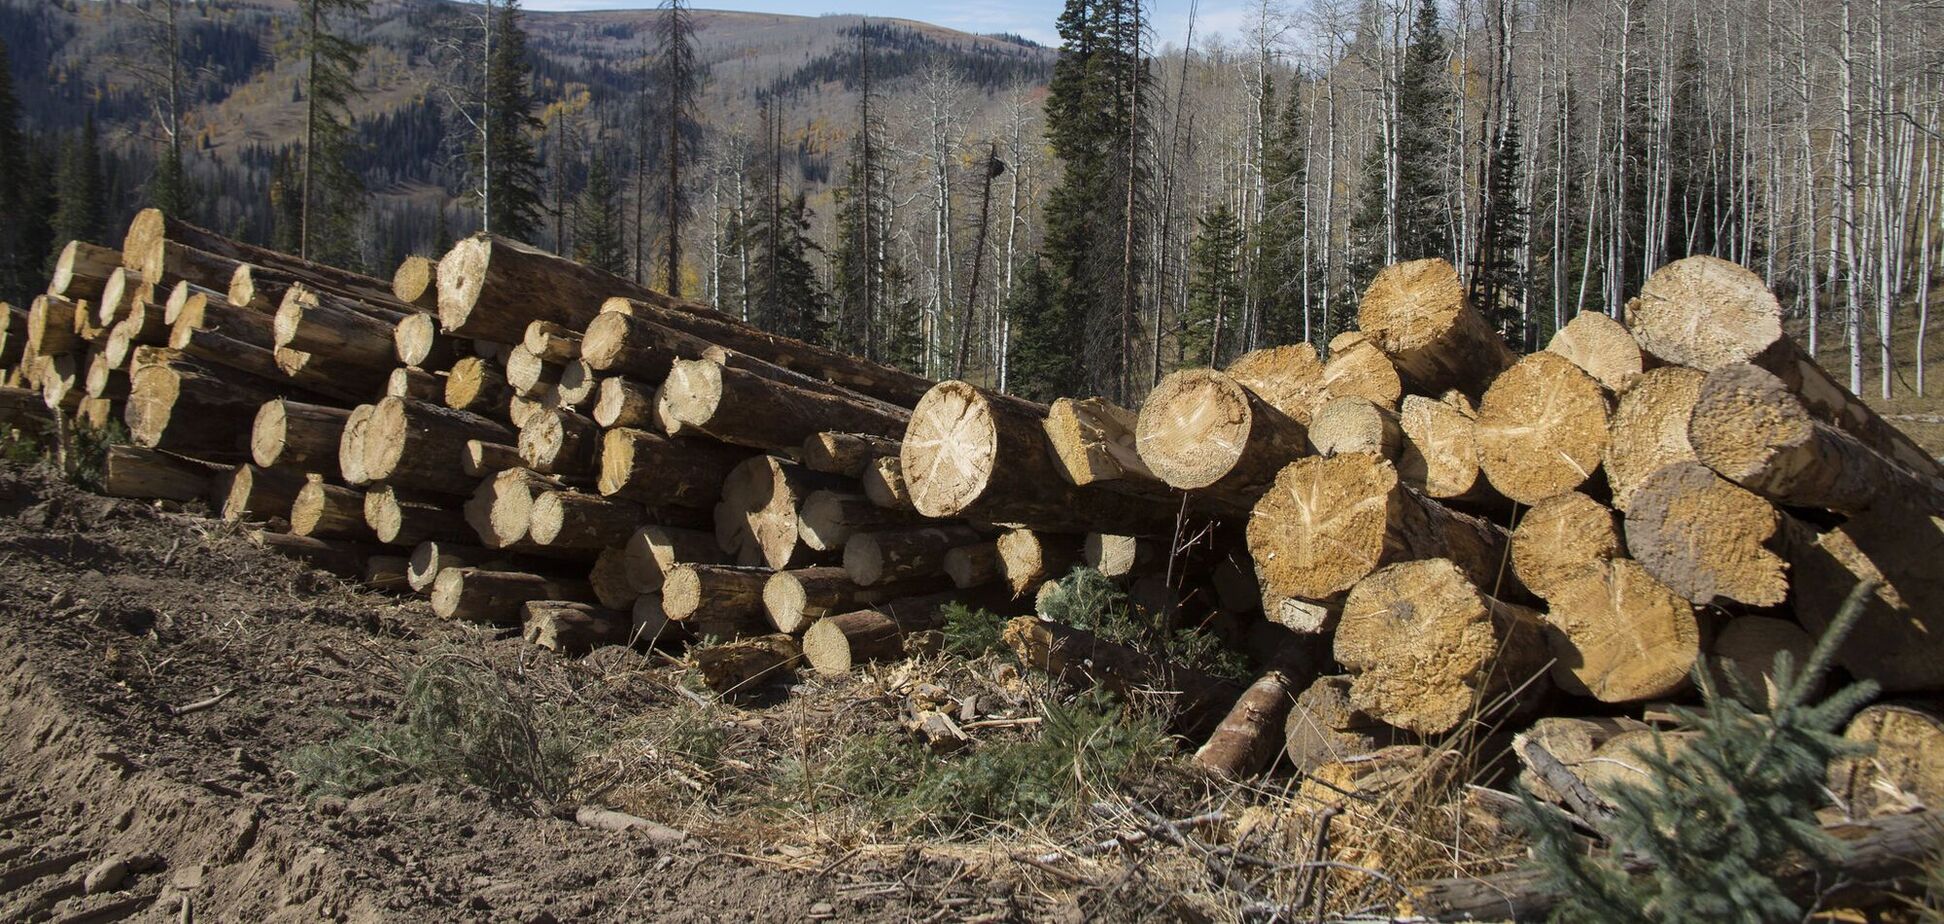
0, 0, 1053, 270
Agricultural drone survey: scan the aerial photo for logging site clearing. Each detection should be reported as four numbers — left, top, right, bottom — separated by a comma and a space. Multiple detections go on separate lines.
1, 214, 1943, 921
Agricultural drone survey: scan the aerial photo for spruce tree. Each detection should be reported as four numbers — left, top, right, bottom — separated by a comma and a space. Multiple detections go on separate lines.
0, 35, 28, 301
1473, 99, 1528, 339
1183, 203, 1244, 367
481, 0, 544, 242
744, 190, 829, 345
1004, 258, 1080, 402
1352, 0, 1454, 277
880, 259, 924, 374
52, 116, 105, 249
830, 23, 890, 362
573, 152, 628, 276
295, 0, 371, 268
269, 149, 304, 254
1256, 73, 1309, 346
645, 0, 701, 295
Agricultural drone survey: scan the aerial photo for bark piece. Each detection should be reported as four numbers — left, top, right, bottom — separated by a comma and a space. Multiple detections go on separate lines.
1193, 670, 1298, 778
1545, 310, 1644, 392
1510, 491, 1623, 601
1604, 366, 1706, 512
1541, 559, 1701, 703
1136, 368, 1308, 513
522, 601, 630, 655
100, 445, 228, 502
1624, 461, 1789, 607
1334, 559, 1550, 735
1475, 351, 1612, 505
1690, 362, 1944, 514
1355, 258, 1516, 398
904, 381, 1173, 533
1247, 453, 1514, 604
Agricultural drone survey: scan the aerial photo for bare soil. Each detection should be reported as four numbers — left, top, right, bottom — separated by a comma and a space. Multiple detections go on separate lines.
0, 465, 1056, 922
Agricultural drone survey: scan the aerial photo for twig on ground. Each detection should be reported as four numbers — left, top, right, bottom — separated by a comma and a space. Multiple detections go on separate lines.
167, 688, 233, 717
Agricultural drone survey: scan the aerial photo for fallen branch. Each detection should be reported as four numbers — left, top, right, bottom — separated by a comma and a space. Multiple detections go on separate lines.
167, 687, 233, 717
572, 805, 688, 847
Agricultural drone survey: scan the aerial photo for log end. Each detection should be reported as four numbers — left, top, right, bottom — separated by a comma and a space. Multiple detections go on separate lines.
1628, 255, 1783, 370
901, 381, 1000, 518
1135, 369, 1255, 490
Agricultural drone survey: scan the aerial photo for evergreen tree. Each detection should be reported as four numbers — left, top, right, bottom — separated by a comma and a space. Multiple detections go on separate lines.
295, 0, 371, 268
830, 23, 891, 361
1473, 98, 1528, 338
52, 116, 105, 249
879, 258, 924, 374
480, 1, 544, 242
744, 191, 829, 344
1004, 258, 1081, 402
269, 149, 304, 254
645, 0, 702, 295
1352, 0, 1454, 276
1256, 73, 1310, 346
1183, 203, 1244, 367
143, 0, 192, 217
573, 152, 628, 276
0, 35, 29, 301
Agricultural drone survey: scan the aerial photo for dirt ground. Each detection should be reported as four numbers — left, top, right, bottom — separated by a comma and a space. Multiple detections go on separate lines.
0, 464, 1114, 923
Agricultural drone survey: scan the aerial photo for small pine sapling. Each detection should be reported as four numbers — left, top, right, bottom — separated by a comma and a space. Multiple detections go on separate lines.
1523, 582, 1882, 923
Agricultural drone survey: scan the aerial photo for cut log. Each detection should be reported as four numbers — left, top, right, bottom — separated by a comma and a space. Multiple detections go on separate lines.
994, 528, 1079, 597
508, 393, 554, 430
598, 295, 934, 406
124, 360, 272, 460
588, 546, 639, 609
443, 355, 510, 414
554, 359, 598, 410
797, 490, 924, 552
1224, 344, 1329, 424
1192, 670, 1298, 778
517, 408, 599, 476
391, 312, 461, 369
1627, 254, 1943, 479
1540, 559, 1700, 703
942, 541, 1001, 589
467, 467, 555, 549
26, 294, 82, 359
272, 284, 402, 370
1514, 715, 1650, 807
1043, 396, 1165, 489
528, 490, 648, 550
763, 566, 952, 633
630, 594, 691, 648
1084, 532, 1159, 579
522, 319, 582, 363
214, 463, 308, 523
336, 404, 376, 485
1603, 366, 1706, 513
391, 255, 438, 310
124, 210, 398, 303
100, 445, 227, 502
1283, 675, 1417, 773
406, 540, 509, 593
438, 233, 673, 342
386, 366, 444, 403
1355, 258, 1516, 399
1135, 369, 1308, 513
862, 456, 914, 511
661, 564, 772, 639
1001, 616, 1245, 736
1308, 396, 1402, 460
363, 396, 514, 496
1545, 310, 1644, 393
1786, 502, 1944, 692
522, 601, 630, 655
1689, 363, 1944, 514
430, 568, 592, 626
591, 376, 657, 429
693, 634, 802, 695
0, 303, 27, 369
844, 525, 987, 586
290, 480, 373, 541
37, 353, 79, 410
462, 439, 523, 478
103, 302, 168, 368
662, 357, 910, 452
249, 399, 348, 469
94, 268, 140, 326
362, 555, 412, 593
272, 346, 395, 404
1829, 702, 1944, 818
623, 524, 727, 593
250, 530, 378, 578
1333, 558, 1550, 735
1397, 391, 1503, 509
801, 587, 1017, 674
503, 343, 563, 399
597, 426, 748, 508
364, 483, 472, 546
1474, 351, 1612, 505
1709, 615, 1816, 704
168, 289, 273, 349
716, 455, 847, 569
801, 431, 901, 478
1510, 491, 1623, 601
82, 351, 128, 399
1246, 453, 1515, 604
905, 381, 1174, 533
1319, 334, 1404, 410
577, 311, 680, 382
1624, 461, 1789, 607
50, 241, 119, 303
72, 395, 116, 429
232, 261, 410, 318
1211, 549, 1260, 612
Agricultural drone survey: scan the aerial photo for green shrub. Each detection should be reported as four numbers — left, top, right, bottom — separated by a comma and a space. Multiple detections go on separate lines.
67, 419, 126, 491
287, 653, 606, 804
940, 602, 1007, 658
1038, 567, 1252, 682
1522, 583, 1881, 923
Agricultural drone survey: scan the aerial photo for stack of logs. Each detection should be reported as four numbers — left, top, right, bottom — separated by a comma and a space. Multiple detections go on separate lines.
1, 214, 1936, 823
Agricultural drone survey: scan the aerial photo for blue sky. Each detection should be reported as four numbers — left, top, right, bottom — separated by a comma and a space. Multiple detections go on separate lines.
518, 1, 1264, 49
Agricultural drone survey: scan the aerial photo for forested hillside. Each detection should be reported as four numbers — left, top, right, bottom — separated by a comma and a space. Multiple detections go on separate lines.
0, 0, 1938, 406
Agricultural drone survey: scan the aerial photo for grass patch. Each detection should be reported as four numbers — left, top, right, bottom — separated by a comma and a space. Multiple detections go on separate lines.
287, 651, 607, 804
